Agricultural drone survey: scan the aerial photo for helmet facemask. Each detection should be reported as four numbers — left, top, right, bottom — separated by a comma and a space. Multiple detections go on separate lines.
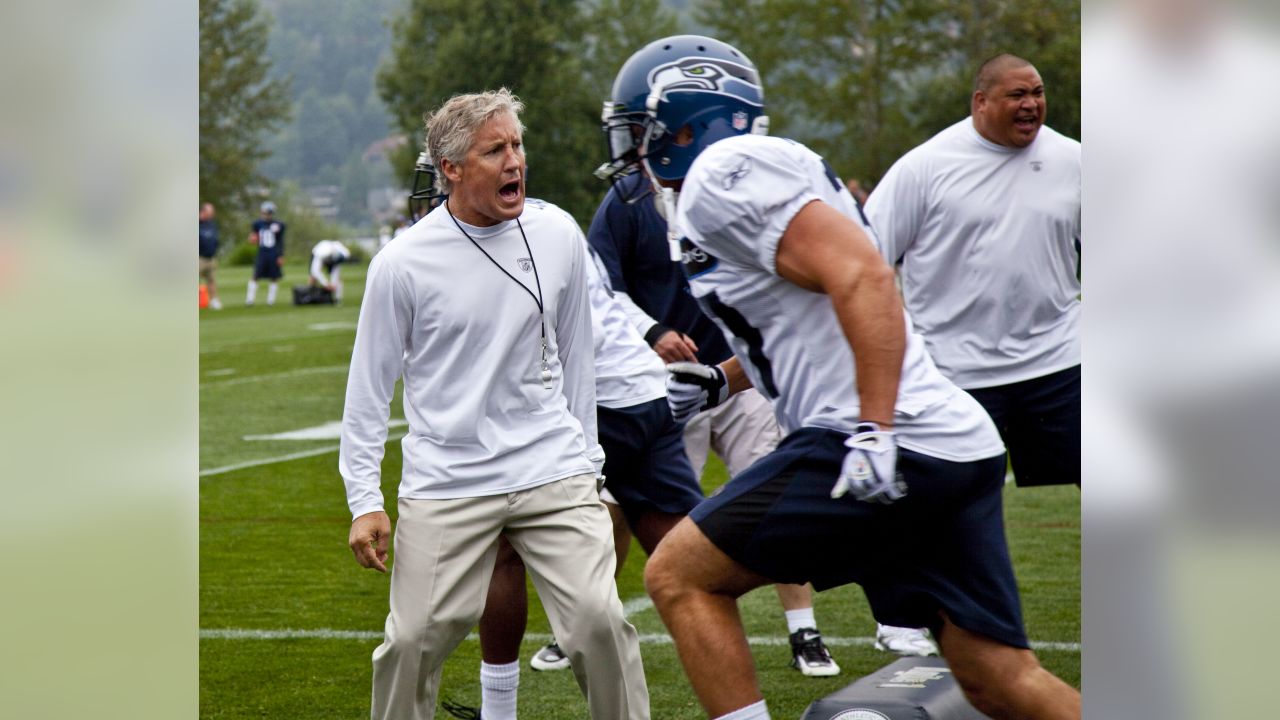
408, 152, 446, 222
598, 36, 768, 205
594, 105, 657, 204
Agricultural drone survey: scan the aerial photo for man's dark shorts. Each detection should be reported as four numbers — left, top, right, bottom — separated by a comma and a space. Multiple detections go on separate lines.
689, 426, 1029, 649
599, 398, 704, 520
966, 364, 1080, 487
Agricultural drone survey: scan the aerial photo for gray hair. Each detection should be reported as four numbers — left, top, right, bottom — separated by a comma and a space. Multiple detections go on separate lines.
424, 88, 526, 194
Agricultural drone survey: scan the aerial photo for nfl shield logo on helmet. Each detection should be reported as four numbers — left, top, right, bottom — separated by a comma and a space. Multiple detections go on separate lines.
732, 111, 748, 131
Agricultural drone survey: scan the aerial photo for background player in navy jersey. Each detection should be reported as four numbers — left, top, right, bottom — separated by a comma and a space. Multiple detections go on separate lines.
246, 200, 285, 307
599, 35, 1081, 720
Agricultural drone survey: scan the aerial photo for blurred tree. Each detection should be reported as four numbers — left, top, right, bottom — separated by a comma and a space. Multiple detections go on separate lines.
256, 0, 399, 227
583, 0, 682, 98
199, 0, 292, 227
911, 0, 1080, 144
692, 0, 1079, 185
378, 0, 618, 224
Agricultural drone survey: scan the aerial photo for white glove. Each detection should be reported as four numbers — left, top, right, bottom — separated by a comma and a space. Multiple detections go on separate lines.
831, 422, 907, 504
665, 362, 729, 423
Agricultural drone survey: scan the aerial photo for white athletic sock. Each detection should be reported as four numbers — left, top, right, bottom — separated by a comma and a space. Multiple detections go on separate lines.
266, 282, 278, 305
714, 699, 770, 720
480, 660, 519, 720
245, 280, 258, 304
785, 608, 817, 635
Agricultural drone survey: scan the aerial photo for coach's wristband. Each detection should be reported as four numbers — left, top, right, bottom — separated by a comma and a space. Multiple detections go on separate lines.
644, 323, 675, 346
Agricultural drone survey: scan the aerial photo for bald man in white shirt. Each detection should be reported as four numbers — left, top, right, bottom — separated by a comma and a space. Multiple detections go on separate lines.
865, 54, 1081, 488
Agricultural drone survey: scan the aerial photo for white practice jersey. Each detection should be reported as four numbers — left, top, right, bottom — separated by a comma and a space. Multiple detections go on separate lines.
865, 118, 1081, 389
586, 243, 667, 408
675, 134, 1003, 462
309, 239, 351, 283
339, 199, 602, 518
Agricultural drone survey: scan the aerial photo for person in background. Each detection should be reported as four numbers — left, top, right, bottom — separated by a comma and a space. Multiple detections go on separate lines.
864, 54, 1081, 489
246, 201, 286, 307
199, 202, 222, 310
308, 239, 351, 303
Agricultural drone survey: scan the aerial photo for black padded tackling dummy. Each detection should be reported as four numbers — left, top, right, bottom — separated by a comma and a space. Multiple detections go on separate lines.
800, 656, 992, 720
292, 285, 335, 305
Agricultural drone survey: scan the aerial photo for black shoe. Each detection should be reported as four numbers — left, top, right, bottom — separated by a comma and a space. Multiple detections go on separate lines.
789, 627, 840, 677
441, 698, 481, 719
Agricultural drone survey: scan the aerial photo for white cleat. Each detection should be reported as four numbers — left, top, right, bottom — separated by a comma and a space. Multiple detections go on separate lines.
874, 624, 939, 657
529, 642, 571, 671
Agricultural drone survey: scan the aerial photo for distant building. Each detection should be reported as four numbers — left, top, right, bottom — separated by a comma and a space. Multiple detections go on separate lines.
304, 185, 342, 220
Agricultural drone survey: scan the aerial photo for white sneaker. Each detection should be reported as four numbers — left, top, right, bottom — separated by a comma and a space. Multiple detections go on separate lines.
530, 642, 571, 671
874, 624, 939, 656
210, 298, 223, 310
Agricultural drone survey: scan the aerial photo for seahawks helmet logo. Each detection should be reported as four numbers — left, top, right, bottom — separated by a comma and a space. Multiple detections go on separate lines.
647, 57, 763, 104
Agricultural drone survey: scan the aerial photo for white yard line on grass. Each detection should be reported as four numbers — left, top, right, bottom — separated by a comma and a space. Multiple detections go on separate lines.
199, 446, 339, 477
197, 627, 1079, 653
200, 430, 409, 477
200, 364, 349, 389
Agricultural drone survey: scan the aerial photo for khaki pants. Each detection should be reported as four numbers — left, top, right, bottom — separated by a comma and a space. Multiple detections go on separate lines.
371, 473, 649, 720
199, 256, 216, 283
683, 387, 784, 478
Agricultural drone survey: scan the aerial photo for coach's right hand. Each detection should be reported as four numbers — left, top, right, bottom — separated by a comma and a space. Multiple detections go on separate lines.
349, 511, 391, 573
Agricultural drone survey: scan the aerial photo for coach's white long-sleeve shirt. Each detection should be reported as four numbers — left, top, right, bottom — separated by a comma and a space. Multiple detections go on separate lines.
340, 199, 602, 519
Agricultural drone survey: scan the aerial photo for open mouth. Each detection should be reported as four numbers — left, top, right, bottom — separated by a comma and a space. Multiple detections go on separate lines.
1014, 115, 1040, 131
499, 179, 521, 202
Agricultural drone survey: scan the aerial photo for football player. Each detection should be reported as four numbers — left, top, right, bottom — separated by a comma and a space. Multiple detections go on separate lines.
599, 35, 1081, 720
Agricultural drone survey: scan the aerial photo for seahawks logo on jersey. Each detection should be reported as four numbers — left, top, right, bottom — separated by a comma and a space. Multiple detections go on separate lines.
680, 236, 718, 278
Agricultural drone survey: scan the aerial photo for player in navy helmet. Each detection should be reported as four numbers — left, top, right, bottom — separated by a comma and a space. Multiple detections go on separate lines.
407, 151, 446, 222
614, 36, 1082, 720
246, 200, 286, 306
595, 34, 768, 206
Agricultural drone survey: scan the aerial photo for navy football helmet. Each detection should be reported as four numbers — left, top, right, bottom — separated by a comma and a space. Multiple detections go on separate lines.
408, 151, 446, 221
596, 35, 768, 201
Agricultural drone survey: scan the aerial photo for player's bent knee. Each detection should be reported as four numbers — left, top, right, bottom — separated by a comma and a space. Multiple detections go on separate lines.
643, 548, 682, 608
949, 649, 1043, 719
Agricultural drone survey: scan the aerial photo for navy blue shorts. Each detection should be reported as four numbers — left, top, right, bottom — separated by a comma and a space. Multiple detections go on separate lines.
966, 365, 1080, 487
254, 254, 283, 280
599, 398, 704, 519
689, 427, 1028, 648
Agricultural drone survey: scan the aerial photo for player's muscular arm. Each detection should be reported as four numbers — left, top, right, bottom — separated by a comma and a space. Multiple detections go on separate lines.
775, 200, 904, 427
718, 356, 753, 396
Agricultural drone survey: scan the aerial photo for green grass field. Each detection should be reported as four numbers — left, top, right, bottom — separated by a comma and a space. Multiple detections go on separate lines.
200, 262, 1079, 719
